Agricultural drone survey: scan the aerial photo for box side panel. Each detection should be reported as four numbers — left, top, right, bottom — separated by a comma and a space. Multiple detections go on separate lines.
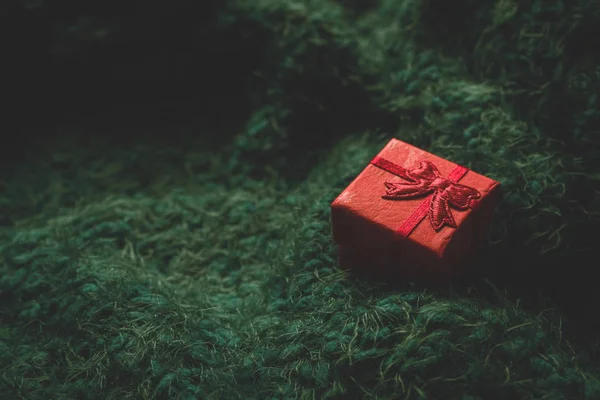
331, 199, 394, 254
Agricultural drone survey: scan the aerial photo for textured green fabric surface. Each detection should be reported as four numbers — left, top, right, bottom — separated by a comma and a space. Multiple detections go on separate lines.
2, 0, 600, 399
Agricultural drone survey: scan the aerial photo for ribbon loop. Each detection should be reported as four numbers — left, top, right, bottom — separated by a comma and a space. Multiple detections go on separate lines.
370, 157, 480, 237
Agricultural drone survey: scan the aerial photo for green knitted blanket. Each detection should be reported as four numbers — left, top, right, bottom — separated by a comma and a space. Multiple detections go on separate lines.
2, 1, 600, 398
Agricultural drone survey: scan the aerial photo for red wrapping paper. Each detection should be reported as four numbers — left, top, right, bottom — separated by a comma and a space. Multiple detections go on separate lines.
331, 138, 501, 280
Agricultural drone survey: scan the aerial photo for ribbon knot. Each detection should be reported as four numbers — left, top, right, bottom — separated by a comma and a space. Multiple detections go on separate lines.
371, 157, 481, 235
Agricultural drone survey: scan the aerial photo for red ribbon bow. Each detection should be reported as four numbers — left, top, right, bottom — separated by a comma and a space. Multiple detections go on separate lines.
371, 156, 480, 237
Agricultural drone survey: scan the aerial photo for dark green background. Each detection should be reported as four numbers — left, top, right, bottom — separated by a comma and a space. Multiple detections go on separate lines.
2, 0, 600, 398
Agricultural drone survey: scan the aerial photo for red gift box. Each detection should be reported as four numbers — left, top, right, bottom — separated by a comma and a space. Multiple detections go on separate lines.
331, 138, 501, 280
